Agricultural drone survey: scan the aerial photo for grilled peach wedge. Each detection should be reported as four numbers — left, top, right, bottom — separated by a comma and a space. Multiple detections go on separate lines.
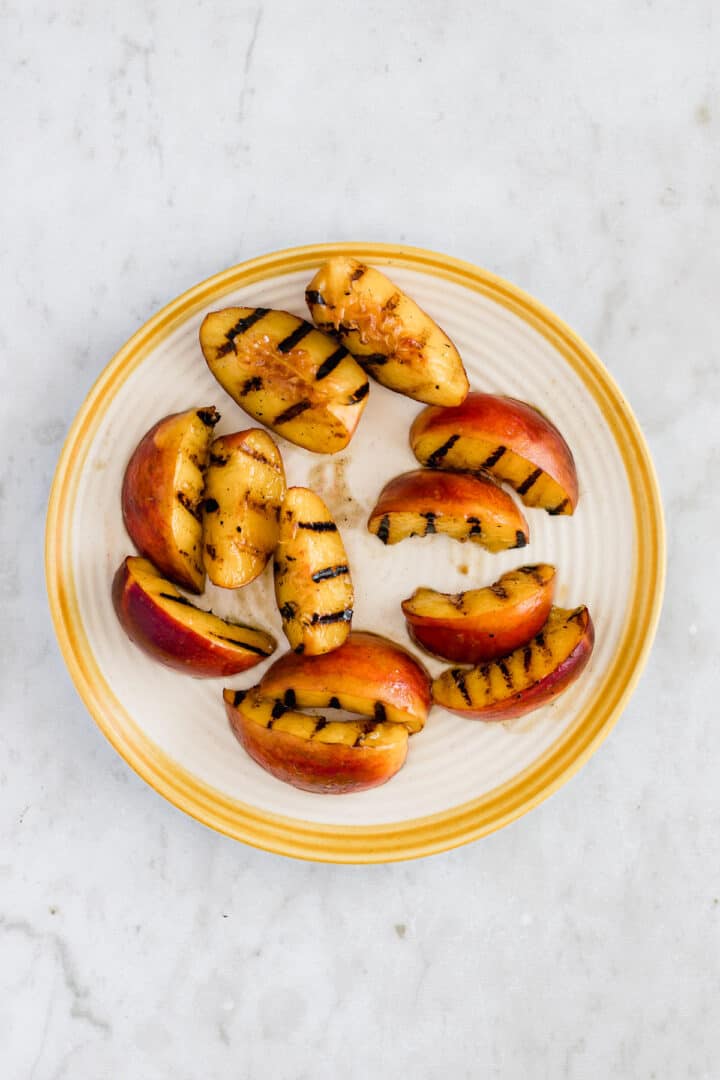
274, 487, 354, 656
368, 469, 529, 552
258, 632, 431, 734
224, 688, 408, 794
410, 392, 578, 515
305, 257, 469, 407
432, 605, 594, 721
122, 406, 220, 593
200, 307, 369, 453
113, 557, 276, 676
202, 429, 286, 589
402, 564, 556, 664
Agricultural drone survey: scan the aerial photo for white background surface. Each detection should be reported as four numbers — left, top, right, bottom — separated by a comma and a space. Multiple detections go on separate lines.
2, 2, 717, 1077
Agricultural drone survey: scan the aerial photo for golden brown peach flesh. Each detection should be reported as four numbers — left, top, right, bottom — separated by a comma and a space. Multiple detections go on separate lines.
432, 606, 594, 721
274, 487, 354, 656
121, 406, 220, 593
202, 428, 286, 589
112, 557, 276, 676
410, 392, 578, 514
367, 469, 529, 553
200, 307, 369, 454
402, 564, 556, 663
258, 631, 431, 734
305, 257, 469, 406
224, 688, 408, 794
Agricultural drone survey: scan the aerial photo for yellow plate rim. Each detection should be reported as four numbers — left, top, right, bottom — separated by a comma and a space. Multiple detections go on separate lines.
45, 242, 666, 863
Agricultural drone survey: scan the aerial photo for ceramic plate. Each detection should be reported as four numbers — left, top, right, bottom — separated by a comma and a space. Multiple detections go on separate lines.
46, 243, 665, 862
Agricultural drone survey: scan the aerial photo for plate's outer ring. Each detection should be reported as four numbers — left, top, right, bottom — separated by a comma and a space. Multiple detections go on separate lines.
45, 243, 665, 863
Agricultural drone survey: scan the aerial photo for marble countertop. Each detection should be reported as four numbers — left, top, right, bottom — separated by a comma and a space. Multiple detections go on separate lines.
2, 2, 718, 1077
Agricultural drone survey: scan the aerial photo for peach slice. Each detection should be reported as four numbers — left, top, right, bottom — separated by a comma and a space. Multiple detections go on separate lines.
402, 564, 556, 663
410, 392, 578, 514
432, 605, 594, 721
112, 556, 276, 676
367, 469, 529, 553
200, 307, 369, 454
224, 688, 408, 794
202, 429, 286, 589
258, 631, 431, 734
305, 256, 469, 406
274, 487, 354, 656
122, 406, 220, 593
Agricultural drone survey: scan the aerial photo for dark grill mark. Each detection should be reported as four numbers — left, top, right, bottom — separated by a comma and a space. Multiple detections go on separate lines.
353, 721, 377, 747
220, 307, 270, 353
347, 381, 370, 404
383, 293, 400, 311
311, 564, 349, 583
328, 696, 341, 709
518, 565, 541, 574
274, 399, 312, 425
482, 445, 506, 469
497, 660, 514, 690
211, 634, 270, 656
279, 602, 296, 621
210, 453, 228, 466
203, 498, 219, 513
514, 530, 528, 548
376, 515, 390, 544
240, 376, 263, 395
534, 631, 552, 657
422, 512, 437, 535
298, 520, 337, 532
159, 592, 194, 607
523, 645, 533, 673
205, 544, 218, 559
196, 407, 220, 427
350, 265, 367, 282
517, 467, 542, 496
467, 516, 482, 537
547, 498, 570, 516
283, 689, 297, 708
360, 353, 388, 366
232, 689, 247, 707
568, 607, 587, 624
373, 701, 387, 723
278, 322, 313, 353
312, 717, 328, 735
489, 583, 508, 600
451, 669, 472, 707
271, 700, 287, 720
305, 289, 326, 307
315, 346, 348, 380
310, 607, 353, 626
426, 434, 459, 468
177, 490, 202, 521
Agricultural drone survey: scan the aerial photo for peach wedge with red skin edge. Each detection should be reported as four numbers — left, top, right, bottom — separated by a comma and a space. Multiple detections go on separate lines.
432, 606, 594, 721
112, 557, 276, 677
410, 392, 578, 515
202, 428, 286, 589
122, 406, 220, 593
402, 564, 556, 664
199, 307, 369, 454
224, 688, 408, 794
258, 631, 431, 734
368, 469, 529, 553
306, 256, 469, 407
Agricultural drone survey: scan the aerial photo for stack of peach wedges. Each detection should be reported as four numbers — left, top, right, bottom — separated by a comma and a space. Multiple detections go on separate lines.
113, 256, 595, 796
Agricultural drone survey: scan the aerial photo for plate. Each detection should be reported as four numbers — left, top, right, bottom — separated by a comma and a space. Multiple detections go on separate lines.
46, 243, 665, 862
